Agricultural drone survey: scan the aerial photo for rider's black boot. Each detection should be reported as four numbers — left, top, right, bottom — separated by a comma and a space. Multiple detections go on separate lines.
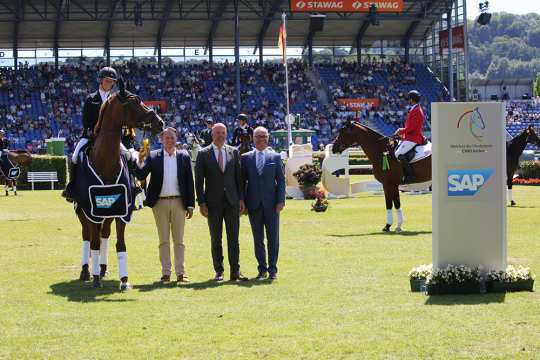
398, 155, 415, 183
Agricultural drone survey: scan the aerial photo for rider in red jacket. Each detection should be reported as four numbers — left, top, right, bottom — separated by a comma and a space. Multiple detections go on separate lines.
394, 90, 425, 183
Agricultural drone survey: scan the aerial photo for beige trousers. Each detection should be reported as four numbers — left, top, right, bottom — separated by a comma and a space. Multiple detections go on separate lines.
151, 198, 186, 276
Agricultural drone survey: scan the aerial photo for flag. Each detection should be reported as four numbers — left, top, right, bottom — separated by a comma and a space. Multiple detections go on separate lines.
278, 24, 286, 63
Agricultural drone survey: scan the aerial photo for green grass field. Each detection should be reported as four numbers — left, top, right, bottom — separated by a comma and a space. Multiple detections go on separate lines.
1, 181, 539, 359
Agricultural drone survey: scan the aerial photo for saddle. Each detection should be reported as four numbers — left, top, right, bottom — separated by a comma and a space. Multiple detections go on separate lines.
0, 152, 20, 180
73, 151, 134, 224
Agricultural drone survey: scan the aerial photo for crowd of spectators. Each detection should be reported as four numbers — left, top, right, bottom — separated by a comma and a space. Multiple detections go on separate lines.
1, 57, 456, 154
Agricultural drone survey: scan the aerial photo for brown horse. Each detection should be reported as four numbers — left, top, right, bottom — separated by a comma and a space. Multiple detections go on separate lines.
76, 80, 163, 289
506, 126, 540, 206
238, 132, 253, 155
0, 150, 32, 195
332, 120, 431, 232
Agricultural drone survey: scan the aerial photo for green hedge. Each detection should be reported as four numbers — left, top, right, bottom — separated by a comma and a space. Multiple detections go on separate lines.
16, 155, 67, 190
519, 160, 540, 179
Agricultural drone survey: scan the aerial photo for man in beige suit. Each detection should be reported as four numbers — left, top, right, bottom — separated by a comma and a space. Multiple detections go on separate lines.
136, 127, 195, 283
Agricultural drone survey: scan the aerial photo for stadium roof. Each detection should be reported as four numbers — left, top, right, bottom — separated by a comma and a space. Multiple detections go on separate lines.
0, 0, 452, 50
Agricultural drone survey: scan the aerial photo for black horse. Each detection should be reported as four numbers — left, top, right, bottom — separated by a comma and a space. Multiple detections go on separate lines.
506, 126, 540, 206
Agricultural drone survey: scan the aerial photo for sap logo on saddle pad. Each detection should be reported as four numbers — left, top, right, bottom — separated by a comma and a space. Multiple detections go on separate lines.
447, 168, 494, 196
95, 194, 121, 208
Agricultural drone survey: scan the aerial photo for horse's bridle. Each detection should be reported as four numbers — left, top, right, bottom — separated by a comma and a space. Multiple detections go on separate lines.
116, 94, 158, 135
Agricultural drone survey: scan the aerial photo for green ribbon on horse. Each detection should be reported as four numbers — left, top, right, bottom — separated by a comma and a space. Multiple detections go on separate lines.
382, 152, 390, 171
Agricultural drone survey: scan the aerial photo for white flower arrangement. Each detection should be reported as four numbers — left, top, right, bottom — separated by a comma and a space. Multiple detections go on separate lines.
486, 265, 536, 283
425, 264, 481, 285
408, 264, 432, 280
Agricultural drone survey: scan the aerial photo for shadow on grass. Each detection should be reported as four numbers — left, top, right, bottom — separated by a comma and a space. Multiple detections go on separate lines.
328, 230, 432, 238
49, 280, 136, 303
134, 278, 274, 292
508, 205, 536, 209
134, 281, 180, 292
424, 293, 506, 305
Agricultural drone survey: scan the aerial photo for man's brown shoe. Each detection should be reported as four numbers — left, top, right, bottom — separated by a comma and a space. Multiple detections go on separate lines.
177, 274, 190, 283
160, 275, 171, 283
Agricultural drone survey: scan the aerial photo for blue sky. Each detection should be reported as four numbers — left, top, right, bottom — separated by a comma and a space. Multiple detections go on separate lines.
466, 0, 539, 19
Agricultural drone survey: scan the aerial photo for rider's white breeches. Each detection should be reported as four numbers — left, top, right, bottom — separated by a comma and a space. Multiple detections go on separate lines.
395, 140, 416, 158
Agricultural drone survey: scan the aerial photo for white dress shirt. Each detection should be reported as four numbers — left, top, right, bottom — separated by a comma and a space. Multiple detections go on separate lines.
160, 150, 180, 197
99, 88, 111, 103
212, 143, 227, 171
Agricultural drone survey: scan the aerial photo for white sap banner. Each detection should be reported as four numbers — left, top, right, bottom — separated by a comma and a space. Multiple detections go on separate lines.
432, 102, 506, 271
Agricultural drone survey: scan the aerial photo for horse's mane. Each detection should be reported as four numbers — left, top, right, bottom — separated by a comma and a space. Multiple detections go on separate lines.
507, 127, 529, 146
352, 121, 388, 140
11, 149, 29, 154
94, 96, 112, 134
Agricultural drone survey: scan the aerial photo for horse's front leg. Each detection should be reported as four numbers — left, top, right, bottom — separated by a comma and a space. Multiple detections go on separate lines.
99, 219, 113, 278
382, 183, 394, 232
12, 180, 16, 195
89, 223, 103, 288
115, 219, 131, 291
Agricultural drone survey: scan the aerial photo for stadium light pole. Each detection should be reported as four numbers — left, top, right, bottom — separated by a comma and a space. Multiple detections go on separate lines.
447, 6, 454, 101
234, 0, 241, 113
463, 0, 470, 100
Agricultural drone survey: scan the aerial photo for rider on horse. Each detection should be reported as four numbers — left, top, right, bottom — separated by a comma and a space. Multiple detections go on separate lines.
231, 113, 253, 154
62, 67, 118, 201
199, 118, 214, 147
394, 90, 425, 183
0, 129, 9, 152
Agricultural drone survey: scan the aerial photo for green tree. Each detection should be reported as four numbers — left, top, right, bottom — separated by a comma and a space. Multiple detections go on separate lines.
535, 73, 540, 97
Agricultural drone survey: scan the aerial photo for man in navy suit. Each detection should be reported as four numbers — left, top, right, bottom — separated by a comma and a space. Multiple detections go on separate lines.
136, 127, 195, 284
241, 126, 285, 280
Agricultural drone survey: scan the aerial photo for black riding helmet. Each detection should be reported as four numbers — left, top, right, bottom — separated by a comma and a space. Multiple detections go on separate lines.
236, 113, 248, 123
98, 67, 118, 81
407, 90, 421, 103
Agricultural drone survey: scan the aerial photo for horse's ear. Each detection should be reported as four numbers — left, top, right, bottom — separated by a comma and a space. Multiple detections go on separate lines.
118, 78, 126, 98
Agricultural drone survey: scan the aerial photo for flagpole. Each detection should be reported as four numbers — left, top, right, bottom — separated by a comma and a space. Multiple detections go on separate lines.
282, 12, 292, 147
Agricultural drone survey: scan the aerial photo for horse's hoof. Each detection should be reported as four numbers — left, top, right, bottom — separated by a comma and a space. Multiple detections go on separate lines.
510, 201, 516, 207
395, 227, 402, 233
120, 281, 131, 291
79, 266, 90, 281
382, 224, 391, 232
120, 282, 131, 291
92, 275, 103, 288
100, 265, 108, 279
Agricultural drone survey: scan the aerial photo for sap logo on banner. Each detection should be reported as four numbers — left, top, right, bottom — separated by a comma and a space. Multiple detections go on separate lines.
447, 168, 494, 196
96, 194, 121, 208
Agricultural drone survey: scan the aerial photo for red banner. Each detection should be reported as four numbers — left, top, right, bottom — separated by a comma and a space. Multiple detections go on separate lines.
143, 100, 168, 113
290, 0, 404, 13
439, 26, 465, 51
337, 98, 380, 110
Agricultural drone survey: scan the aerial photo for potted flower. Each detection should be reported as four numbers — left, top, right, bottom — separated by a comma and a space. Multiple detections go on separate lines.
425, 264, 481, 295
293, 164, 322, 199
486, 265, 535, 292
408, 264, 432, 292
311, 190, 329, 212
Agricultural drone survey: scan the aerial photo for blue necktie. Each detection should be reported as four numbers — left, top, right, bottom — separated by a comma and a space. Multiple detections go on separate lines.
256, 151, 264, 175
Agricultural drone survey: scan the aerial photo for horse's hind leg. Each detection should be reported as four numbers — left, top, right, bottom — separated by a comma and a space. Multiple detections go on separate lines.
393, 188, 403, 232
76, 209, 91, 281
4, 180, 8, 196
99, 219, 113, 278
12, 180, 16, 195
507, 182, 516, 207
382, 184, 394, 232
115, 219, 131, 291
